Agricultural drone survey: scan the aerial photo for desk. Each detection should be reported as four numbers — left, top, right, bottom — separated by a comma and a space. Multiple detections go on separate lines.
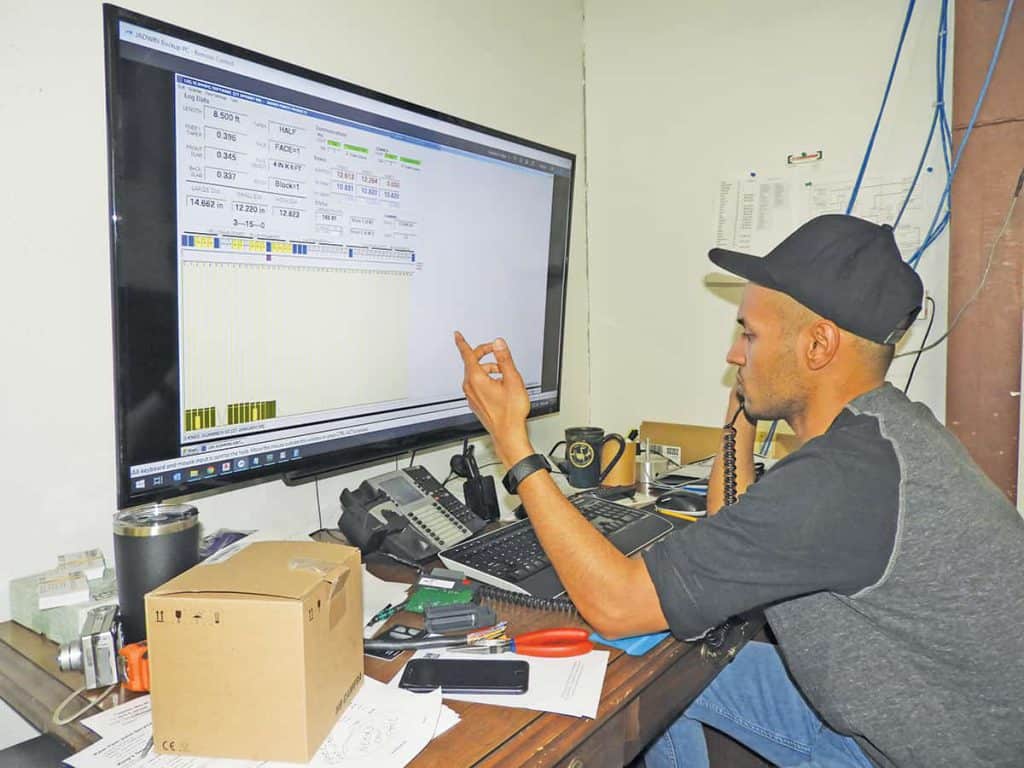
0, 565, 762, 767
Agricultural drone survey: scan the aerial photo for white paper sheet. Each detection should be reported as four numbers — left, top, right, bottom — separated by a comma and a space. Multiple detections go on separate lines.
433, 705, 460, 738
82, 695, 152, 739
265, 678, 442, 768
68, 714, 260, 768
714, 174, 928, 257
70, 678, 445, 768
392, 648, 609, 719
360, 568, 411, 639
64, 719, 154, 768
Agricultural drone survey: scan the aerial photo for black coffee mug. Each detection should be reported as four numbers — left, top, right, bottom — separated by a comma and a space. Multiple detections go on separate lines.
113, 504, 200, 643
562, 427, 626, 488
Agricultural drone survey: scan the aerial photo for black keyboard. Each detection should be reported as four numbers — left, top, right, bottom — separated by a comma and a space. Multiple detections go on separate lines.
438, 494, 674, 600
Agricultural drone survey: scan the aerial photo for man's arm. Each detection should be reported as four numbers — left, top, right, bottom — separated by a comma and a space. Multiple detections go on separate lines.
706, 388, 757, 514
454, 332, 668, 638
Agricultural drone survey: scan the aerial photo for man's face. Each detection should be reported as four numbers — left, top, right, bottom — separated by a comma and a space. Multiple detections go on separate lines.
726, 285, 807, 422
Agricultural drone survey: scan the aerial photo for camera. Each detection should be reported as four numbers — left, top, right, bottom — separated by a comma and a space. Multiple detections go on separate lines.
57, 605, 123, 689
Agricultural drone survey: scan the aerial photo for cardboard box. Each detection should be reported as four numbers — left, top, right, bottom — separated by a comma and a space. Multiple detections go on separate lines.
146, 541, 363, 762
639, 420, 799, 466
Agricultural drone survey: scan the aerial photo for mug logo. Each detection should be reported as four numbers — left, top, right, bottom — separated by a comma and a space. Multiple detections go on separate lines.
568, 441, 595, 468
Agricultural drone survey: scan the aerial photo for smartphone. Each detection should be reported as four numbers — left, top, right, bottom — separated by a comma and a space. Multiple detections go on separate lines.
398, 658, 529, 694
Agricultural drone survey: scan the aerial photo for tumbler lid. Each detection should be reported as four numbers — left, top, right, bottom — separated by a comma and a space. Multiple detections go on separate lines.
113, 503, 199, 536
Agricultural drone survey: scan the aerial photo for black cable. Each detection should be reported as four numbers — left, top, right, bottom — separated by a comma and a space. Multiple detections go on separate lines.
364, 635, 468, 652
408, 449, 417, 468
442, 460, 503, 489
647, 446, 682, 468
722, 405, 744, 508
315, 475, 323, 531
896, 174, 1020, 359
309, 527, 349, 544
903, 295, 937, 395
368, 550, 427, 574
545, 440, 567, 475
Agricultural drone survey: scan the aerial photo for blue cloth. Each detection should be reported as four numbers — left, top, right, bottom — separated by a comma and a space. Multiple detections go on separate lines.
645, 642, 873, 768
589, 630, 669, 656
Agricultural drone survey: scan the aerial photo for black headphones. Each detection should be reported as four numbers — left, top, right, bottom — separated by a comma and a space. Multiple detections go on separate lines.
450, 438, 480, 480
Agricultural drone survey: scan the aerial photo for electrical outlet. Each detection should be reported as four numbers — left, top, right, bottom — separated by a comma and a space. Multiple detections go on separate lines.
914, 290, 932, 323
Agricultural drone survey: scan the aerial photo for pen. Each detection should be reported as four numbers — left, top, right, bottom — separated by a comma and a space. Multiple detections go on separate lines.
367, 601, 407, 627
366, 603, 393, 627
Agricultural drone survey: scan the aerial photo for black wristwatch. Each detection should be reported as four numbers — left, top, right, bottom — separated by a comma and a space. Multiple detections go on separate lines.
502, 454, 552, 495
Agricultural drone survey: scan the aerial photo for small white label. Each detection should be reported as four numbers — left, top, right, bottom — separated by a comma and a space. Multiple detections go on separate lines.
651, 443, 682, 467
37, 570, 90, 610
417, 577, 456, 590
57, 549, 106, 580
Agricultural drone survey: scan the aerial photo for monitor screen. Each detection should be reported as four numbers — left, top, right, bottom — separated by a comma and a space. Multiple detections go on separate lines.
104, 6, 574, 509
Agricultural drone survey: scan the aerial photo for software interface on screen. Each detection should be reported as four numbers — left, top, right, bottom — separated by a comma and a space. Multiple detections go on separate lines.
109, 16, 574, 503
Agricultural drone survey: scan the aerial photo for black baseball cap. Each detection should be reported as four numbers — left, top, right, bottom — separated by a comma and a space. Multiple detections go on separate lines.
709, 214, 924, 345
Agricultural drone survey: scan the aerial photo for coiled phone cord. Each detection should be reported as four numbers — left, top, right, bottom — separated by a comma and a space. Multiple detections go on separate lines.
699, 404, 763, 657
722, 405, 744, 507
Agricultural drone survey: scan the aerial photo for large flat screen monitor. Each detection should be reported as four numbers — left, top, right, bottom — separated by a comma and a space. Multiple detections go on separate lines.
104, 5, 574, 509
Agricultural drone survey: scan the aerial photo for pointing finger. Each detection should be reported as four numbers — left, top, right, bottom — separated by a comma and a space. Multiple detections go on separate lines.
454, 331, 496, 365
454, 331, 475, 362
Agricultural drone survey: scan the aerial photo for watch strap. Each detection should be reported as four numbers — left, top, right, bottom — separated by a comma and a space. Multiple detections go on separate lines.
502, 454, 552, 495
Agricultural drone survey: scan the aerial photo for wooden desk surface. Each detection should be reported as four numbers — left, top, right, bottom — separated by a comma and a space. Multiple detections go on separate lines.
0, 559, 760, 767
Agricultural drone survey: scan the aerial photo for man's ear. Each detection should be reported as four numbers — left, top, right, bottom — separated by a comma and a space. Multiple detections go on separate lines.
805, 320, 840, 371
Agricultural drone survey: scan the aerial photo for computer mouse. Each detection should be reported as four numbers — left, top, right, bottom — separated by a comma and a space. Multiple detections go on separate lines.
654, 490, 707, 514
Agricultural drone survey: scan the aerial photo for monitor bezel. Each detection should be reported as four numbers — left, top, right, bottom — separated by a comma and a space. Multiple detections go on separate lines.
103, 4, 574, 509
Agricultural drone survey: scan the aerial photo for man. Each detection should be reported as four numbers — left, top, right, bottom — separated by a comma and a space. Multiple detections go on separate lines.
455, 214, 1024, 767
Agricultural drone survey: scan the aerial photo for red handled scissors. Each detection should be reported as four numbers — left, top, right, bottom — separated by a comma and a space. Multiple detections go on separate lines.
461, 627, 593, 658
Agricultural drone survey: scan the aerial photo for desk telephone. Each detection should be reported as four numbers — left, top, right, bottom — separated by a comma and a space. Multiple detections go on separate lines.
338, 466, 487, 562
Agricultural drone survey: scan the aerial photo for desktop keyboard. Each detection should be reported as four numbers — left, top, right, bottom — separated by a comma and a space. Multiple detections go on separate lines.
438, 494, 674, 600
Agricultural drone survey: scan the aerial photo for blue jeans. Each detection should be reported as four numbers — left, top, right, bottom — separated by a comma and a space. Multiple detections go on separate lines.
645, 642, 874, 768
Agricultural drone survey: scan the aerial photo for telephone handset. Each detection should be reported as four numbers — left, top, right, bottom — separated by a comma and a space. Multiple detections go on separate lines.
338, 466, 488, 563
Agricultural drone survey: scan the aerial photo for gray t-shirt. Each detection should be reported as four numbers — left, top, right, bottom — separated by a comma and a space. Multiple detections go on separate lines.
644, 408, 898, 638
644, 384, 1024, 767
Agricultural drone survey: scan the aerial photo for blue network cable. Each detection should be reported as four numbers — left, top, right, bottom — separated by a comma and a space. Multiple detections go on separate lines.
846, 0, 917, 215
894, 0, 950, 229
909, 0, 1016, 268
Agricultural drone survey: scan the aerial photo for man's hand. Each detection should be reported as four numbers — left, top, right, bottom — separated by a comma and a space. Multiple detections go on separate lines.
455, 330, 669, 637
454, 331, 534, 468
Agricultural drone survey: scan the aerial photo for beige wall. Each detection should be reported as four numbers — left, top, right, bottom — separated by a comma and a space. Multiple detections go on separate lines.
0, 0, 960, 627
582, 0, 952, 436
0, 0, 588, 622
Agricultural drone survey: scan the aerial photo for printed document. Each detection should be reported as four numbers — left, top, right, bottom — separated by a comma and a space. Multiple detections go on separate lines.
69, 678, 456, 768
393, 648, 609, 718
